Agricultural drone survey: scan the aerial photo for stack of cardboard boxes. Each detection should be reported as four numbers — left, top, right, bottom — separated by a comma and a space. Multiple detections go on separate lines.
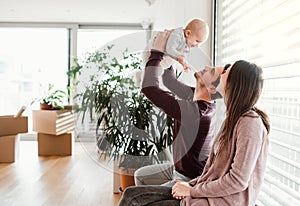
32, 109, 75, 156
0, 115, 28, 162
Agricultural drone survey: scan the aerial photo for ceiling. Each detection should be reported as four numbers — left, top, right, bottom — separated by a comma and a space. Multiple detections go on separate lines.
0, 0, 160, 25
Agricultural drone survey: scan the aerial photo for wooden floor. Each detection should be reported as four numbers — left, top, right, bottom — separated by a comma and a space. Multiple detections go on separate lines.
0, 141, 121, 206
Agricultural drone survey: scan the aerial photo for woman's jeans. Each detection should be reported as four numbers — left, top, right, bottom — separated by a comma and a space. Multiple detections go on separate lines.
118, 185, 180, 206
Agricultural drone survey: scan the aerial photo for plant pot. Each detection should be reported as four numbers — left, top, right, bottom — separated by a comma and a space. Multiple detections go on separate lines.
63, 105, 73, 111
40, 103, 58, 110
119, 167, 137, 192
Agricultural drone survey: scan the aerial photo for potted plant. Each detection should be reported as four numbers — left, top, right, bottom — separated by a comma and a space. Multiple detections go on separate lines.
31, 84, 68, 110
69, 45, 173, 190
114, 93, 173, 191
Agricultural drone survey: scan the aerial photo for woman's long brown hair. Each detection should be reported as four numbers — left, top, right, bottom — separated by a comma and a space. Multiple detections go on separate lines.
215, 60, 270, 158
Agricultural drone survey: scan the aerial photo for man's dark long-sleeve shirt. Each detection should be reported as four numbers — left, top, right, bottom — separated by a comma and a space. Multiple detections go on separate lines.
141, 51, 216, 178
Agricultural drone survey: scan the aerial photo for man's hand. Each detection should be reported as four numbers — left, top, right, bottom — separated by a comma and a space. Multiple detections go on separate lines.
151, 30, 172, 53
171, 180, 192, 200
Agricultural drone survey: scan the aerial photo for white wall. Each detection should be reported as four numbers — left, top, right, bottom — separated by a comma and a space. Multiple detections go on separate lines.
0, 0, 213, 85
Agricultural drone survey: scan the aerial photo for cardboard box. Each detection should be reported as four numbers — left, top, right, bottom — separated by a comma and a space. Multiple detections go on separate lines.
0, 135, 19, 163
38, 132, 73, 156
0, 116, 28, 136
32, 110, 75, 135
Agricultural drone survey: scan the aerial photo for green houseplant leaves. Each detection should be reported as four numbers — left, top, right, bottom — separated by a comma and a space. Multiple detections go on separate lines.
31, 84, 68, 110
69, 45, 173, 169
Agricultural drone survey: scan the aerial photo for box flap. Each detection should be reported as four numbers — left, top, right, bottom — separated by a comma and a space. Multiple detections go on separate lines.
0, 116, 28, 136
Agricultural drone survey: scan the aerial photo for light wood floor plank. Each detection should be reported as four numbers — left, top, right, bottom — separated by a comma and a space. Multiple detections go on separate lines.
0, 141, 121, 206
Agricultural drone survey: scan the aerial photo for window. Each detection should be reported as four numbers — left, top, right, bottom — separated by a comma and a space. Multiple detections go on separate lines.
0, 28, 69, 133
76, 29, 146, 137
77, 29, 145, 58
215, 0, 300, 205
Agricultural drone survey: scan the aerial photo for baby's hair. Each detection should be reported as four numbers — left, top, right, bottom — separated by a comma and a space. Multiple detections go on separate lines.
185, 18, 208, 32
185, 18, 209, 42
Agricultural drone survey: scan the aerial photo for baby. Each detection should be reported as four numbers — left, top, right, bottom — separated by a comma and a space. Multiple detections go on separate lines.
144, 18, 209, 71
165, 18, 209, 71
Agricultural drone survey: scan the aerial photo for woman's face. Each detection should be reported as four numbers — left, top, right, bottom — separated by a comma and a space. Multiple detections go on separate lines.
217, 65, 232, 97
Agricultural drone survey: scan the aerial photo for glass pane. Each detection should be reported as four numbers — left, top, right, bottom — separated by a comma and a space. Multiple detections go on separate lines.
0, 28, 69, 132
76, 29, 146, 135
77, 29, 146, 58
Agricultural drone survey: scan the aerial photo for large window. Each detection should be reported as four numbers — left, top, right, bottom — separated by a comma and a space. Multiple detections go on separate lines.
215, 0, 300, 205
0, 28, 69, 133
0, 25, 146, 138
77, 29, 145, 58
75, 28, 147, 137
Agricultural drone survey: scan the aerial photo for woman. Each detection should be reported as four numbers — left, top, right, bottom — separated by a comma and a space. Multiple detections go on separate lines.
172, 59, 270, 206
118, 31, 270, 206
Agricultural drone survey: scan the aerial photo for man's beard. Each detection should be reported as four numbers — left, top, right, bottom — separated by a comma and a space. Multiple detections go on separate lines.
210, 91, 223, 100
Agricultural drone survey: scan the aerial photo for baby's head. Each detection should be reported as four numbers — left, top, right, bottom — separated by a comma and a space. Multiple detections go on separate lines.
184, 18, 209, 48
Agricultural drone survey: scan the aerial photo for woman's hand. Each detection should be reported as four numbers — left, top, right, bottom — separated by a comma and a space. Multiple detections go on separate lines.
151, 30, 172, 52
171, 180, 192, 200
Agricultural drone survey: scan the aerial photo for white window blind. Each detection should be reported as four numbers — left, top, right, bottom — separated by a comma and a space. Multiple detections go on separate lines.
215, 0, 300, 205
216, 0, 300, 67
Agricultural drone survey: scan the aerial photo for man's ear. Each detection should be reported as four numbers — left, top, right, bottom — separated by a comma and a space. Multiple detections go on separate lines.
208, 86, 217, 94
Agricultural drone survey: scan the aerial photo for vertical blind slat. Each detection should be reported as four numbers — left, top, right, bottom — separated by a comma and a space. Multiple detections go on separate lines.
215, 1, 300, 205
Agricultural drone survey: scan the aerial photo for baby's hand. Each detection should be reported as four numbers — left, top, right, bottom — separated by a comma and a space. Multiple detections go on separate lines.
183, 65, 191, 72
178, 55, 191, 72
177, 55, 185, 65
